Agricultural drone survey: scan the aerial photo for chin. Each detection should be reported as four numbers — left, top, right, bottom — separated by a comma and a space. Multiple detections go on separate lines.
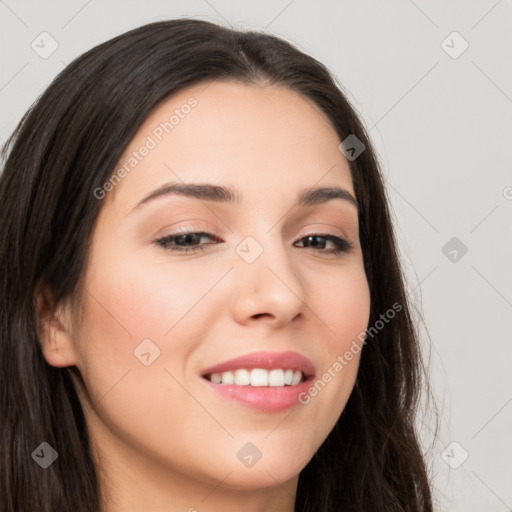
205, 439, 316, 491
216, 460, 306, 491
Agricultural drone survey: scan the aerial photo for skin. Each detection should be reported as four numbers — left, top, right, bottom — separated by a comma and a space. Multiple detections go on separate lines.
37, 79, 371, 512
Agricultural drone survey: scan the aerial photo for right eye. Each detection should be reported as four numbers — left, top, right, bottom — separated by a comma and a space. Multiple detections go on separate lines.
155, 231, 221, 253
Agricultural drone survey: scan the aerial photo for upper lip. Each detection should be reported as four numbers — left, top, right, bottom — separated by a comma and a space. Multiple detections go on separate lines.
201, 350, 316, 379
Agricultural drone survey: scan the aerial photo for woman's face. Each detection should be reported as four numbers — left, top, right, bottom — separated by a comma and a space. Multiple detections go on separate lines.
50, 80, 370, 500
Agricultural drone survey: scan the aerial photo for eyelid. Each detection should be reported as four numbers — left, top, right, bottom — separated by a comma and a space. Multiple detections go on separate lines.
293, 223, 351, 244
153, 220, 216, 238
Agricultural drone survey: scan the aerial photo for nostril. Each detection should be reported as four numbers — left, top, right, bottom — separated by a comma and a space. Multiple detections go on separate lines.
252, 313, 272, 320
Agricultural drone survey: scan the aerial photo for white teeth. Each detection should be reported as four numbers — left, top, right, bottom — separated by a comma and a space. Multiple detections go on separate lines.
207, 368, 305, 386
234, 369, 250, 386
269, 369, 285, 387
221, 371, 234, 385
291, 370, 302, 386
250, 368, 268, 386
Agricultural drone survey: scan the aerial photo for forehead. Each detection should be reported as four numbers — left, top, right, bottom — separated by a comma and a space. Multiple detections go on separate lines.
107, 79, 353, 213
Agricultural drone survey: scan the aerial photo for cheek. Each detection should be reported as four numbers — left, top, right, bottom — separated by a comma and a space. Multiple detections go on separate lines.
71, 259, 210, 454
299, 264, 370, 425
309, 261, 371, 351
80, 251, 216, 347
72, 246, 228, 406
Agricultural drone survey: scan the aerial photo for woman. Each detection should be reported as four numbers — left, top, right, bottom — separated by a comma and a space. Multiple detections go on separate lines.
0, 18, 436, 511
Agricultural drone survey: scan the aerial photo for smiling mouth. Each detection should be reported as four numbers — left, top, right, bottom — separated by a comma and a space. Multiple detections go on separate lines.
203, 368, 306, 387
200, 351, 316, 412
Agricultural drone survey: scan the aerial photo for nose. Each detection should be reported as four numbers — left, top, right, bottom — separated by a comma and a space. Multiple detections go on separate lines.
230, 234, 306, 329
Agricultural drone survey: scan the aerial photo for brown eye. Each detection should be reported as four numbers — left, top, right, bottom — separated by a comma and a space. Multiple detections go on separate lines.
155, 231, 220, 253
294, 234, 352, 255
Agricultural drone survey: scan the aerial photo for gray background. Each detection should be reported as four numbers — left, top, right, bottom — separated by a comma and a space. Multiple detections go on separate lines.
1, 1, 511, 510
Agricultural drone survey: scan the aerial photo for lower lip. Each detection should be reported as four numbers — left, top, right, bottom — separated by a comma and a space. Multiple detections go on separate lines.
202, 378, 314, 412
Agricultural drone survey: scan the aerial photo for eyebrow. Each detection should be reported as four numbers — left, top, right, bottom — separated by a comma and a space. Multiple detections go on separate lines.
129, 181, 358, 213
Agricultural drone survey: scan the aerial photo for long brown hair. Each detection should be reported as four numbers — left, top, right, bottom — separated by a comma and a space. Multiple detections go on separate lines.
0, 18, 437, 511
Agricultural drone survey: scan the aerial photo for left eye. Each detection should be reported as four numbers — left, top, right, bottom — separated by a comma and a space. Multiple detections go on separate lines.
294, 234, 352, 254
155, 231, 352, 255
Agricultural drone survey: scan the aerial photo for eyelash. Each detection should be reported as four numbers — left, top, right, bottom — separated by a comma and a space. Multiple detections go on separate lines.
154, 230, 353, 255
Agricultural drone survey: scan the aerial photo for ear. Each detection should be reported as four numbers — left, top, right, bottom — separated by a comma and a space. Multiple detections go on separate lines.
34, 282, 79, 368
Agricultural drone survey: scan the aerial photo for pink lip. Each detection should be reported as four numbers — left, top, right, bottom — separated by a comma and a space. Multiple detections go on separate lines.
200, 351, 316, 413
201, 350, 315, 378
